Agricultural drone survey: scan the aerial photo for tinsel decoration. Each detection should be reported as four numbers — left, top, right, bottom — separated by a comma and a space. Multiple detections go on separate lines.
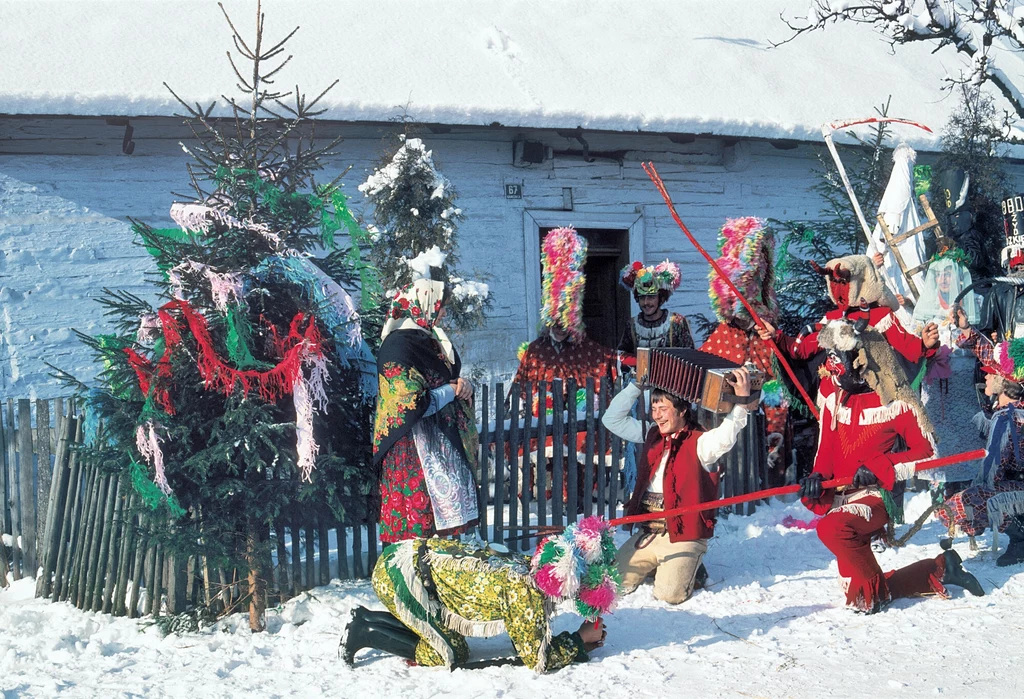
225, 306, 265, 370
293, 351, 330, 482
136, 421, 171, 496
540, 226, 588, 341
167, 260, 244, 312
169, 202, 281, 248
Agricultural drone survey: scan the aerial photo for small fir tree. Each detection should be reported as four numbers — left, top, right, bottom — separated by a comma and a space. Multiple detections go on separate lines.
62, 3, 376, 631
359, 135, 491, 335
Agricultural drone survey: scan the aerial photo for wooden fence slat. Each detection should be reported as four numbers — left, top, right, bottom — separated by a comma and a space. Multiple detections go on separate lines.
305, 519, 315, 591
0, 397, 8, 536
596, 379, 608, 519
478, 383, 489, 540
127, 516, 149, 618
7, 399, 22, 579
521, 382, 533, 546
565, 378, 578, 524
551, 379, 564, 528
82, 473, 112, 610
291, 518, 301, 591
17, 399, 36, 576
492, 382, 506, 544
367, 521, 378, 571
113, 492, 138, 616
535, 381, 547, 530
101, 478, 125, 613
507, 387, 520, 551
274, 520, 290, 597
35, 399, 52, 563
337, 526, 349, 580
67, 459, 98, 603
37, 411, 75, 599
583, 379, 595, 518
351, 521, 364, 579
58, 449, 90, 602
318, 519, 330, 586
149, 543, 164, 617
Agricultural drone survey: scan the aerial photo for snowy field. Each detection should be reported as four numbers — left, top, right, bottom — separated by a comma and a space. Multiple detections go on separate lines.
2, 492, 1022, 699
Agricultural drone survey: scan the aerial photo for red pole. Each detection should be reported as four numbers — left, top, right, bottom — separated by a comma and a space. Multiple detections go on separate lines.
642, 162, 820, 421
608, 448, 986, 528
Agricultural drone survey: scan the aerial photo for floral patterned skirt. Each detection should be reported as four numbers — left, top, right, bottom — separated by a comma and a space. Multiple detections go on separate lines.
379, 434, 435, 544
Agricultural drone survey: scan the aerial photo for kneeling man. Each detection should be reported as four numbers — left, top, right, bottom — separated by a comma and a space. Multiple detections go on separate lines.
602, 367, 754, 603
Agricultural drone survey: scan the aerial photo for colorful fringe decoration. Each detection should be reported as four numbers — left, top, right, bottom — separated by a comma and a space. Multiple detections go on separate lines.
540, 227, 588, 341
224, 306, 265, 370
709, 217, 779, 325
135, 420, 171, 496
130, 458, 185, 517
293, 352, 330, 482
253, 255, 377, 400
167, 260, 244, 312
530, 515, 621, 621
994, 339, 1024, 381
619, 259, 681, 297
517, 341, 530, 362
169, 202, 282, 248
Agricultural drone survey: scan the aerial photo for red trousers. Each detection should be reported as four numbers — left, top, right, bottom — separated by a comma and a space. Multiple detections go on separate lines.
815, 496, 947, 612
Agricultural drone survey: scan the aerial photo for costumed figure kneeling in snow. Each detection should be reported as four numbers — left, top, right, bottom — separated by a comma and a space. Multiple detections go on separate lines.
343, 517, 620, 672
373, 279, 479, 544
617, 259, 693, 354
793, 319, 984, 612
602, 366, 757, 604
936, 307, 1024, 567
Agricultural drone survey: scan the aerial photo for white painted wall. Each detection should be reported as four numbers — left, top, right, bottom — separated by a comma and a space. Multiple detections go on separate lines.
1, 118, 1021, 397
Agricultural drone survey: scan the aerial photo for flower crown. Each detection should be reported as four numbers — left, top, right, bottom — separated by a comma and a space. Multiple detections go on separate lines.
620, 260, 681, 297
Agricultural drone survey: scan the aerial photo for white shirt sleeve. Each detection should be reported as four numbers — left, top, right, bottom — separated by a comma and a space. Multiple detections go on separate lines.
423, 383, 456, 417
601, 382, 645, 444
695, 405, 749, 471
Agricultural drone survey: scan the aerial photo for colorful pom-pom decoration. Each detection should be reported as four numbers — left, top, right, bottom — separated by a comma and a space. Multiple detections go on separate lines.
620, 259, 681, 297
530, 515, 622, 620
708, 217, 779, 325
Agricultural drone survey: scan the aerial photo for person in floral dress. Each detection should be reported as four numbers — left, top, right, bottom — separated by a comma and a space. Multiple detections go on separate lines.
373, 279, 479, 544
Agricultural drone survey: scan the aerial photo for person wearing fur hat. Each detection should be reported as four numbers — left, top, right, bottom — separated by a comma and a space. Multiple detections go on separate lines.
790, 317, 984, 612
602, 366, 756, 604
513, 227, 618, 413
618, 259, 694, 354
699, 217, 793, 483
935, 308, 1024, 566
342, 516, 619, 672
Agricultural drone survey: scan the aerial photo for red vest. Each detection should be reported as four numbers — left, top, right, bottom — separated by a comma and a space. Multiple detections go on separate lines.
625, 425, 719, 542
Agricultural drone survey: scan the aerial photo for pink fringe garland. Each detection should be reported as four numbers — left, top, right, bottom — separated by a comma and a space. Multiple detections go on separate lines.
136, 421, 171, 496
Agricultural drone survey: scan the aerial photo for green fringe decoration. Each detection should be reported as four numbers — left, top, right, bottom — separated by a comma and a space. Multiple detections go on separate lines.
144, 228, 194, 272
910, 360, 928, 392
775, 225, 816, 283
881, 488, 904, 525
224, 305, 266, 370
95, 334, 135, 400
130, 459, 185, 518
913, 165, 932, 197
928, 247, 973, 267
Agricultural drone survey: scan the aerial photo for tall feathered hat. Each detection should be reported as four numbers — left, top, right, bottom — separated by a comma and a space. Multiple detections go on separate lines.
541, 226, 588, 341
709, 217, 779, 325
620, 260, 681, 298
530, 516, 622, 621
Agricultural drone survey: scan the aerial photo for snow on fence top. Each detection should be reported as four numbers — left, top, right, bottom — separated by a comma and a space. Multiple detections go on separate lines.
1, 0, 1021, 148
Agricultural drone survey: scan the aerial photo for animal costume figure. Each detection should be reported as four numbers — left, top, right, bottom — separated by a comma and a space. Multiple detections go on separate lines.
344, 516, 621, 672
617, 259, 694, 353
796, 318, 985, 612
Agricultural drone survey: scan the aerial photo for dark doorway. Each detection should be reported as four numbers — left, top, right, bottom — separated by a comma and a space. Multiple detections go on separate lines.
539, 227, 631, 349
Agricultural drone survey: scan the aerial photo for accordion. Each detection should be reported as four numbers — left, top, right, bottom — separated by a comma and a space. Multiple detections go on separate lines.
635, 348, 764, 414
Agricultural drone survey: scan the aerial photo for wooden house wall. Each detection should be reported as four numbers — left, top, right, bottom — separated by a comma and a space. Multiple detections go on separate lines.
1, 117, 1022, 395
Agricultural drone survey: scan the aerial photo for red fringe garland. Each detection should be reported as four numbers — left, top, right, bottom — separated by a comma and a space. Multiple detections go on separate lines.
124, 299, 323, 412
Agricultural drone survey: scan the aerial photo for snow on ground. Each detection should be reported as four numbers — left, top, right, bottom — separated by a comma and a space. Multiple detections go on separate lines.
2, 492, 1023, 698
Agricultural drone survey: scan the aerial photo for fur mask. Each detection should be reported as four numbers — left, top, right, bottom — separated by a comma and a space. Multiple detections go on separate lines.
812, 254, 898, 311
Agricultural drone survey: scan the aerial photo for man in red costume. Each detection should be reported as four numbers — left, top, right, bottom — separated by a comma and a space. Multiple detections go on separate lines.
760, 255, 983, 612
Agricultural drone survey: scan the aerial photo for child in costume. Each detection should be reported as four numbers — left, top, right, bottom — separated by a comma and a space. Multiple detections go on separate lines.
343, 516, 619, 672
513, 226, 618, 413
617, 259, 693, 354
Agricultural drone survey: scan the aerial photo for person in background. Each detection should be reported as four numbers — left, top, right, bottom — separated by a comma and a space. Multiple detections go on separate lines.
617, 259, 693, 354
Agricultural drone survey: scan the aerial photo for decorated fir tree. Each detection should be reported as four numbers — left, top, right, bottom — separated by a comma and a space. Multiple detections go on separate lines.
359, 135, 491, 334
65, 4, 376, 631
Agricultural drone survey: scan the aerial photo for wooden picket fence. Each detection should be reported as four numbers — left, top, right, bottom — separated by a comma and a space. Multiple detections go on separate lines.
5, 378, 769, 620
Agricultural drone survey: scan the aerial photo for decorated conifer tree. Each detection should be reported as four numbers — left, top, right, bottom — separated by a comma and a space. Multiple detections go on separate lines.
64, 3, 376, 631
359, 135, 491, 334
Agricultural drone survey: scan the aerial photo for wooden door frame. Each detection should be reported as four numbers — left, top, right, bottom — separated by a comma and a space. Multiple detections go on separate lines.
522, 210, 645, 342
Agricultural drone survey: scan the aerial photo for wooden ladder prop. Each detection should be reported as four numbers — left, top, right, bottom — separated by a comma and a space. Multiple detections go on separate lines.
876, 193, 947, 299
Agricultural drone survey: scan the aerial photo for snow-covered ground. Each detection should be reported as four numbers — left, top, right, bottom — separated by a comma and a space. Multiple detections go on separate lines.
2, 492, 1022, 698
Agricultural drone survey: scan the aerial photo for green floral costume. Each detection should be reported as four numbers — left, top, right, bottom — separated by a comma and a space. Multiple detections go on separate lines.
371, 538, 587, 672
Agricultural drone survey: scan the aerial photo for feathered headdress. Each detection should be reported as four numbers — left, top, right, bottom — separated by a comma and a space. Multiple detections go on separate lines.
620, 260, 681, 298
708, 217, 779, 325
992, 339, 1024, 383
530, 515, 621, 621
541, 226, 588, 341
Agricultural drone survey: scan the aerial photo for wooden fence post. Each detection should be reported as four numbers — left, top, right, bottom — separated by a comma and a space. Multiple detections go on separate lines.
551, 379, 565, 528
35, 398, 52, 566
507, 386, 520, 551
37, 411, 75, 599
17, 399, 37, 576
7, 399, 22, 579
0, 397, 8, 537
566, 378, 578, 524
493, 382, 506, 544
478, 383, 489, 540
583, 379, 596, 518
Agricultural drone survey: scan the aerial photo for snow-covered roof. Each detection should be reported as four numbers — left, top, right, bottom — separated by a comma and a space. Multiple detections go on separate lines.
2, 0, 1022, 149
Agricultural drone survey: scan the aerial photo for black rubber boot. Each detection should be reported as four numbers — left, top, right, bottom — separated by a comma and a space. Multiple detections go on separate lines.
352, 605, 409, 632
342, 611, 419, 666
942, 549, 985, 597
693, 563, 709, 590
997, 517, 1024, 568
